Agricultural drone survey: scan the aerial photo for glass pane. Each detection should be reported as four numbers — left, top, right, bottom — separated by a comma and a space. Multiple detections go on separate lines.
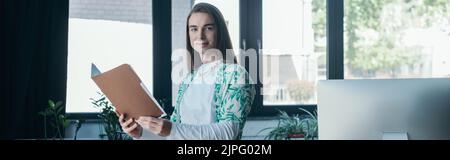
262, 0, 327, 105
171, 0, 240, 105
67, 0, 153, 113
344, 0, 450, 79
171, 0, 192, 105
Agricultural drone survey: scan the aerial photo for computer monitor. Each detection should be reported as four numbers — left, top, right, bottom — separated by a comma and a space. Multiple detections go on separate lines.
318, 78, 450, 140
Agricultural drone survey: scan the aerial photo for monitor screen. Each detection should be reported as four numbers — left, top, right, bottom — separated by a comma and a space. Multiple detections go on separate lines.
318, 78, 450, 140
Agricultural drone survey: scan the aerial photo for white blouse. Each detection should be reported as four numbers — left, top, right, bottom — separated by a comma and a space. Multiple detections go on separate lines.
139, 60, 240, 140
178, 60, 218, 125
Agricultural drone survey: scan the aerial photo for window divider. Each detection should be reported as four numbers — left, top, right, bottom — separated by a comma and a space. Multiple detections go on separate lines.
327, 0, 344, 80
153, 0, 173, 114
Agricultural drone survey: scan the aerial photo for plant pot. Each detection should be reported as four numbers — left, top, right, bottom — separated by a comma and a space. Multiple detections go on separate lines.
288, 133, 305, 140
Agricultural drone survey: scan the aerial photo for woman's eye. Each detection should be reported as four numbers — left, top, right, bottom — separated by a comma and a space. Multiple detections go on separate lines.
206, 27, 214, 31
190, 28, 197, 32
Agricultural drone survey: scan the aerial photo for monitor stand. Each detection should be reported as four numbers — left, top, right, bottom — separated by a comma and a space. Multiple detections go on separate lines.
382, 132, 409, 140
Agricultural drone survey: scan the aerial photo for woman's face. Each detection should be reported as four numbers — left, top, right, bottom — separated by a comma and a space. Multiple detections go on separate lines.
188, 12, 217, 55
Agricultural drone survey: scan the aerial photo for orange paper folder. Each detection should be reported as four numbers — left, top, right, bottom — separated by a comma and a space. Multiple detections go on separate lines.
91, 63, 166, 120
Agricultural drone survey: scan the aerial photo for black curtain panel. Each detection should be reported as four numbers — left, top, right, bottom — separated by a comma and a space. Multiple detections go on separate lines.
0, 0, 69, 139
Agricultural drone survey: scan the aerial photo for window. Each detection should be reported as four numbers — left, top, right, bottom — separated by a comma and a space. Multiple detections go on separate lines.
344, 0, 450, 79
66, 0, 153, 113
171, 0, 191, 105
262, 0, 327, 105
171, 0, 240, 105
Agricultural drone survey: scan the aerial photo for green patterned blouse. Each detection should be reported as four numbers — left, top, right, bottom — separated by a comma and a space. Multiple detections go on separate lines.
170, 63, 256, 139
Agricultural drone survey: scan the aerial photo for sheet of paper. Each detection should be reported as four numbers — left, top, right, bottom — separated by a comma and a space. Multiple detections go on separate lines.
91, 63, 102, 77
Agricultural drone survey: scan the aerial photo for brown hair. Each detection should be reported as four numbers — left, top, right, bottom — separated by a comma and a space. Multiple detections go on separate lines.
186, 3, 237, 72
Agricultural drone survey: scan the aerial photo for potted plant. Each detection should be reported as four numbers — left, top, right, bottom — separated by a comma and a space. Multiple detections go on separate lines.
38, 100, 70, 140
259, 108, 318, 140
90, 93, 170, 140
90, 93, 132, 140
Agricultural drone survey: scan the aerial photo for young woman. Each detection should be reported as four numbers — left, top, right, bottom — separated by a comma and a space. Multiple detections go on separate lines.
118, 3, 255, 140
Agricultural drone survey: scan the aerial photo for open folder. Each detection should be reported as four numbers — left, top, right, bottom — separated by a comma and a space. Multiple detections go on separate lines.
91, 63, 166, 120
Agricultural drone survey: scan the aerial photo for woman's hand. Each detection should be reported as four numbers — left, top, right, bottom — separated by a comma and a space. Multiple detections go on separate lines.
117, 112, 143, 139
136, 116, 172, 137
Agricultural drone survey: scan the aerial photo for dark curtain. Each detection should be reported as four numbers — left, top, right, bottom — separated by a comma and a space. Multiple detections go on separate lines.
0, 0, 69, 139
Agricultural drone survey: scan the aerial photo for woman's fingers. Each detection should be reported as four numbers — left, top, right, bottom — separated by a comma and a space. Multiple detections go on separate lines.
118, 114, 125, 123
148, 124, 160, 133
123, 118, 134, 128
149, 117, 159, 122
137, 116, 155, 122
134, 118, 170, 137
136, 119, 157, 128
157, 119, 164, 126
136, 116, 171, 136
138, 117, 162, 125
142, 116, 163, 126
136, 119, 146, 126
124, 123, 138, 133
136, 117, 162, 134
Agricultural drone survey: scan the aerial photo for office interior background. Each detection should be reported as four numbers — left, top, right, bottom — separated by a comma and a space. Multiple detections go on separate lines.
1, 0, 449, 140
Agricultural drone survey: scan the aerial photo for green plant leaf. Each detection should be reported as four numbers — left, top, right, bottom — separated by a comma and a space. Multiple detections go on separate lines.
59, 114, 66, 119
299, 108, 317, 121
48, 100, 55, 108
55, 101, 63, 107
45, 109, 54, 115
38, 111, 46, 116
97, 97, 106, 103
63, 120, 70, 128
56, 104, 64, 114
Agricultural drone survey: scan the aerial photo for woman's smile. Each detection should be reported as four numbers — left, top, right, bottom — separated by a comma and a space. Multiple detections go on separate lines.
194, 41, 211, 49
201, 42, 209, 48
